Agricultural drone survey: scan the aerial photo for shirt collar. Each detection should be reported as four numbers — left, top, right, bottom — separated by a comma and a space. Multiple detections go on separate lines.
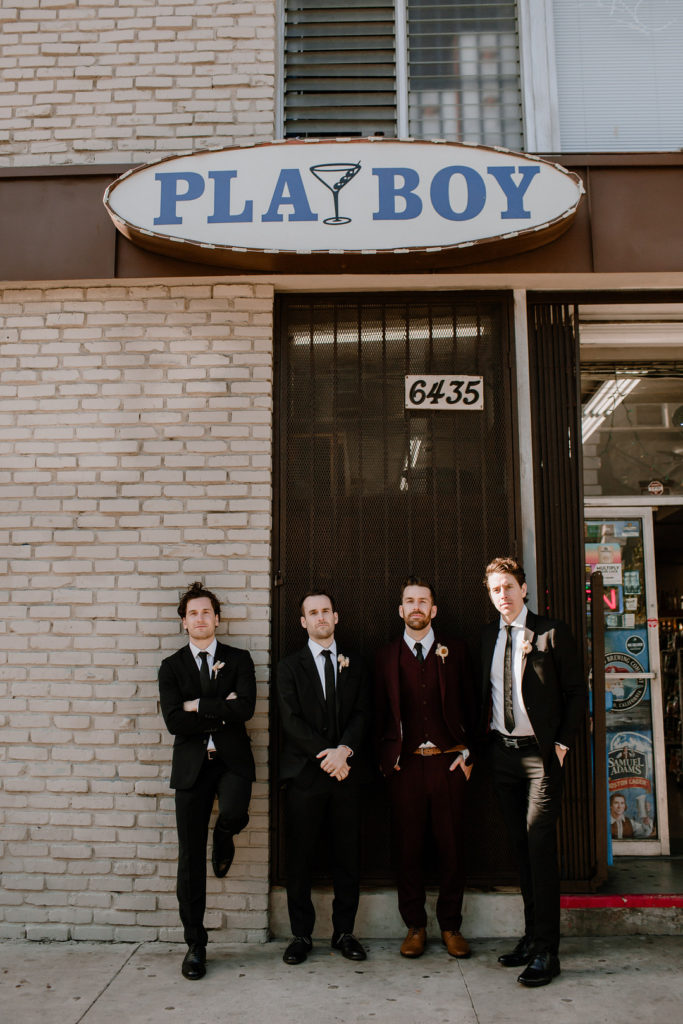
403, 627, 435, 653
499, 604, 528, 632
308, 637, 337, 660
190, 638, 218, 660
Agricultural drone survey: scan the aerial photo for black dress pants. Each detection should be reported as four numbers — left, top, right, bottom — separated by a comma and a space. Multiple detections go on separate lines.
175, 755, 252, 946
490, 739, 564, 955
284, 770, 362, 938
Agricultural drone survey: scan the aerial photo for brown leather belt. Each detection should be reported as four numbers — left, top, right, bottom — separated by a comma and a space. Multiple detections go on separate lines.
412, 745, 460, 757
207, 749, 216, 760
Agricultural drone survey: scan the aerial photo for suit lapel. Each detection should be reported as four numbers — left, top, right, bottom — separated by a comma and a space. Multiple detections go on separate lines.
181, 645, 201, 689
435, 640, 447, 703
388, 638, 403, 726
212, 641, 230, 695
481, 623, 498, 692
300, 646, 327, 713
521, 610, 538, 681
335, 649, 347, 718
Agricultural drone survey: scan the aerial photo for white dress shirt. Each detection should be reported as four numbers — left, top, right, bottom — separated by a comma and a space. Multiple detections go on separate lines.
190, 638, 218, 751
490, 605, 534, 737
308, 637, 337, 697
403, 627, 435, 659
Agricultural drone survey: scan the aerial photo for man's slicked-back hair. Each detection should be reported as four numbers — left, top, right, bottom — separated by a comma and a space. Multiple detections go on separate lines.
483, 557, 526, 589
400, 575, 436, 603
177, 581, 221, 619
299, 589, 336, 615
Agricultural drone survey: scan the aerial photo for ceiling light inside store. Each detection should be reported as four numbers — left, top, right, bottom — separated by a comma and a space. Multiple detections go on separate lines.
581, 375, 643, 442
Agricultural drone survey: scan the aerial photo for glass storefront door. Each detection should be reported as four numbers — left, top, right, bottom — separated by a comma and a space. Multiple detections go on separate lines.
585, 508, 669, 854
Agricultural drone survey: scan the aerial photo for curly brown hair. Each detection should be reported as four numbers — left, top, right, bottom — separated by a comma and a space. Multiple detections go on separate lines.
177, 581, 221, 619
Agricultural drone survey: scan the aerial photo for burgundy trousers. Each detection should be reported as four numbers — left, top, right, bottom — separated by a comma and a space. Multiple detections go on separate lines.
389, 752, 468, 931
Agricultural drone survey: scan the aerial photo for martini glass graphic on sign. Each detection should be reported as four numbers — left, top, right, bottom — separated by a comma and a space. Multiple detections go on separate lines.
310, 162, 361, 224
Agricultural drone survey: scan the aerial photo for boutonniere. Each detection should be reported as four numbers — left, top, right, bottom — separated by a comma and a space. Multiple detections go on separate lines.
520, 639, 533, 656
213, 660, 225, 678
436, 644, 448, 663
337, 654, 350, 671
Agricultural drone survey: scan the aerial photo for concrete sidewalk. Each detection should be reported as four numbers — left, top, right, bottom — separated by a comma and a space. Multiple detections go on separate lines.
2, 935, 682, 1024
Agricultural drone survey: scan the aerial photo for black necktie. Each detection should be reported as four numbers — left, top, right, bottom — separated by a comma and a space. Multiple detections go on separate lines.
503, 625, 516, 733
198, 650, 213, 697
322, 650, 338, 745
414, 642, 424, 663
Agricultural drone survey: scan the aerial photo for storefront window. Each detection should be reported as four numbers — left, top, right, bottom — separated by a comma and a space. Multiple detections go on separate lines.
585, 516, 660, 846
582, 367, 683, 497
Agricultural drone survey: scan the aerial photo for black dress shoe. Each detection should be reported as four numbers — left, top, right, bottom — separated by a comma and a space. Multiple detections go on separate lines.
212, 833, 235, 878
283, 936, 312, 965
331, 932, 367, 961
498, 936, 533, 967
181, 944, 206, 980
517, 952, 560, 987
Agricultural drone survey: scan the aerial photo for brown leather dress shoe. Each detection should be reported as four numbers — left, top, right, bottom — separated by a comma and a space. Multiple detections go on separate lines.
441, 930, 471, 958
400, 926, 426, 958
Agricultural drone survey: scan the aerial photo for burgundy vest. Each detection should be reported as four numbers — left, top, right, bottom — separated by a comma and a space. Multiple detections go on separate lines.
399, 640, 454, 754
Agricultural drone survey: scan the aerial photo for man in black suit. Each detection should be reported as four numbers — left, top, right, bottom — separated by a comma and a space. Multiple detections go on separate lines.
159, 582, 256, 980
276, 590, 371, 966
480, 557, 586, 987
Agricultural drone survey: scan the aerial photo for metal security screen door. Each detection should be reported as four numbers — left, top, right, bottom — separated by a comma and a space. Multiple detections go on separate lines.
272, 292, 518, 884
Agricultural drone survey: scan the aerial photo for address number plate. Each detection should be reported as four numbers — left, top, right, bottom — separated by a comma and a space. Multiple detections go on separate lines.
405, 375, 484, 410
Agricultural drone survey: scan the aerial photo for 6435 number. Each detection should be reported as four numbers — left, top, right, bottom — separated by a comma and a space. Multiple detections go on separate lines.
405, 375, 484, 410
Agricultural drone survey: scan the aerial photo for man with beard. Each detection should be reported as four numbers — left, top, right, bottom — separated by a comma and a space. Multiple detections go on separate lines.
277, 590, 371, 965
374, 577, 476, 959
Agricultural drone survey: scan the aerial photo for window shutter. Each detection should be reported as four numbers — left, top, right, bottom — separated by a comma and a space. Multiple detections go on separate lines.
284, 0, 397, 138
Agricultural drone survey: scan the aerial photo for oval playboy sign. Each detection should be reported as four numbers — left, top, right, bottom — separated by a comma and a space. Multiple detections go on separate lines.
103, 138, 584, 271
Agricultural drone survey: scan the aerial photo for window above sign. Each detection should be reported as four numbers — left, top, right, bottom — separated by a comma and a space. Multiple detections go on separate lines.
280, 0, 683, 153
282, 0, 522, 149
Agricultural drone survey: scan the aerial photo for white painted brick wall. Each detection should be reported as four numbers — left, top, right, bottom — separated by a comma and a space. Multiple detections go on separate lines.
0, 1, 277, 167
0, 281, 274, 941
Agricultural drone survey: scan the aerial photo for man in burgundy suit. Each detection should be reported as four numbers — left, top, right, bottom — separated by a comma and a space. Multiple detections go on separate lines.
374, 576, 476, 959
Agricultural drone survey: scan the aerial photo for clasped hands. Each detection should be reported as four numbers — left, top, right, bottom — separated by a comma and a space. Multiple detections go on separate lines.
183, 692, 237, 712
317, 745, 352, 781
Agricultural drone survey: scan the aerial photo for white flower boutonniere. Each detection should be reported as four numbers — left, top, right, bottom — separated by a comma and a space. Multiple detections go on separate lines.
436, 644, 449, 664
520, 639, 533, 656
337, 654, 350, 671
213, 660, 225, 678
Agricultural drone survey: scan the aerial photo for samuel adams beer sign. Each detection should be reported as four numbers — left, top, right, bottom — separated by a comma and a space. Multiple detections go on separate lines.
103, 139, 584, 271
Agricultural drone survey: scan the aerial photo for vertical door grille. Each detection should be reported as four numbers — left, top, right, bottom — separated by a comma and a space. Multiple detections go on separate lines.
528, 300, 600, 888
272, 292, 518, 884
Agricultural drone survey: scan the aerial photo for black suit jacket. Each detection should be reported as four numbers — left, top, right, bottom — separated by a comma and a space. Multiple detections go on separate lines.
159, 640, 256, 789
479, 609, 586, 771
374, 635, 476, 777
276, 644, 371, 787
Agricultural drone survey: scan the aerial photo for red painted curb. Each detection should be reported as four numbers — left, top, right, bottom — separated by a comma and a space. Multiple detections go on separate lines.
561, 894, 683, 909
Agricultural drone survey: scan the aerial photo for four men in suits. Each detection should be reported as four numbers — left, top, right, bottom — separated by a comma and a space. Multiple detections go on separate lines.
374, 577, 476, 959
480, 557, 586, 987
158, 566, 586, 984
276, 590, 371, 965
159, 582, 256, 980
